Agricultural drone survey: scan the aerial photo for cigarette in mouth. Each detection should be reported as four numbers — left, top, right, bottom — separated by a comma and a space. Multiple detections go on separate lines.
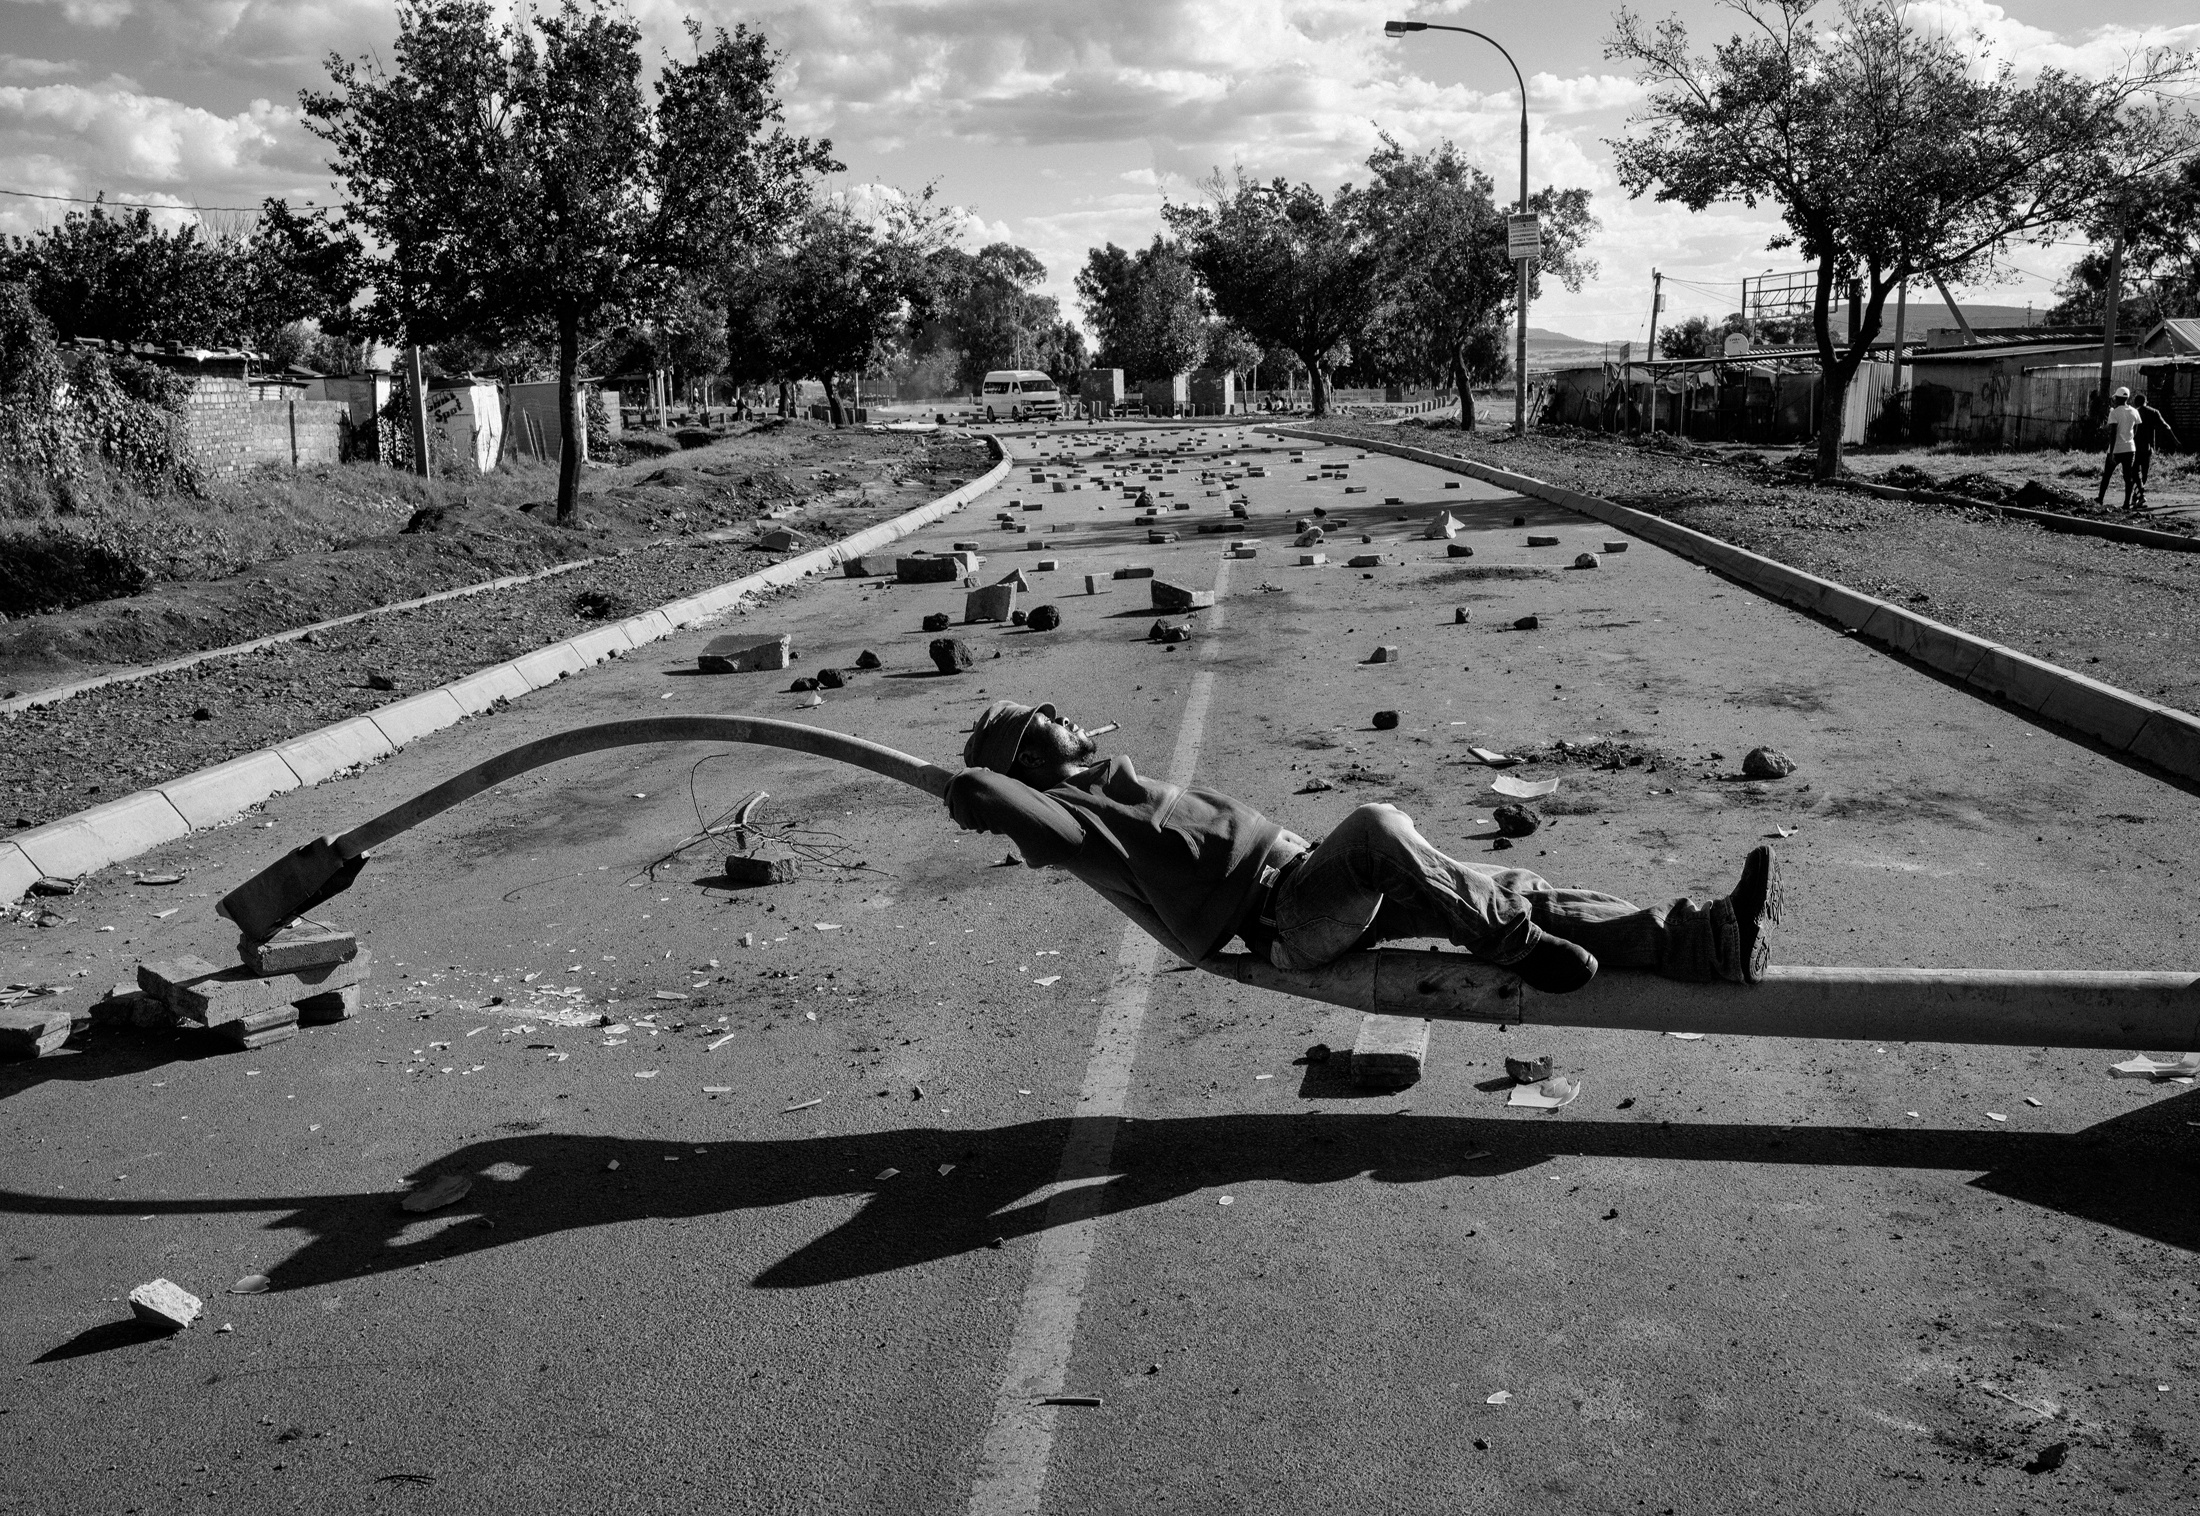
1084, 722, 1119, 738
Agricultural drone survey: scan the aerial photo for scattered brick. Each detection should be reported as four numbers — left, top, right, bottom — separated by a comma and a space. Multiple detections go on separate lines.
0, 1004, 73, 1059
128, 1280, 202, 1331
897, 556, 962, 584
1455, 607, 1469, 623
1113, 565, 1155, 579
1151, 580, 1214, 611
997, 568, 1033, 590
1082, 575, 1112, 594
1299, 552, 1326, 566
965, 584, 1019, 623
1351, 1013, 1428, 1090
1603, 541, 1629, 553
724, 854, 798, 885
1527, 534, 1560, 547
1036, 559, 1058, 571
1147, 530, 1179, 543
295, 983, 365, 1024
1447, 543, 1476, 558
759, 528, 804, 552
698, 633, 793, 674
211, 1004, 300, 1049
242, 922, 357, 976
1347, 554, 1388, 568
1367, 646, 1401, 663
1148, 621, 1192, 644
139, 950, 373, 1027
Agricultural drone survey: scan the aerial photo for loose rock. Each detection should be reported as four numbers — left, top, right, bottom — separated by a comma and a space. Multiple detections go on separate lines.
1026, 604, 1062, 632
854, 650, 883, 669
1372, 710, 1400, 730
921, 612, 952, 633
1742, 747, 1796, 779
1492, 803, 1541, 837
1513, 614, 1540, 630
929, 637, 975, 673
128, 1279, 203, 1331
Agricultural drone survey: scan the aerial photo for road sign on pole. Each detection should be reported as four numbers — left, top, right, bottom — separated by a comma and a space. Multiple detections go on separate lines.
1506, 214, 1542, 261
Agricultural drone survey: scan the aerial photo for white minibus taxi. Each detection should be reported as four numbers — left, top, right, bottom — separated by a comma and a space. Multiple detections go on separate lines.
977, 370, 1062, 421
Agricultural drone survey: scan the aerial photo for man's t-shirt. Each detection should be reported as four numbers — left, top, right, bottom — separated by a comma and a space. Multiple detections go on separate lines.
2107, 404, 2141, 453
946, 757, 1287, 962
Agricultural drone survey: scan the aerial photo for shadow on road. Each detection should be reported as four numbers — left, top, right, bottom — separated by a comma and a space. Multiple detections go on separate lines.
7, 1087, 2196, 1325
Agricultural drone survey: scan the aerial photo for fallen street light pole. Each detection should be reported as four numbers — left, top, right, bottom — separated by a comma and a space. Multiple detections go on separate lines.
217, 719, 2199, 1055
1208, 949, 2200, 1054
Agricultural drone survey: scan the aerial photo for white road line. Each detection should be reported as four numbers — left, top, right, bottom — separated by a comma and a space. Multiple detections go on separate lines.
964, 552, 1232, 1516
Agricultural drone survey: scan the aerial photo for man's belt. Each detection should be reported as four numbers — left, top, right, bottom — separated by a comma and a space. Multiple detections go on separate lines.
1245, 838, 1313, 940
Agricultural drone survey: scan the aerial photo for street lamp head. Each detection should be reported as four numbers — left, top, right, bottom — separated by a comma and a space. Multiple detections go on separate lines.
1384, 20, 1426, 35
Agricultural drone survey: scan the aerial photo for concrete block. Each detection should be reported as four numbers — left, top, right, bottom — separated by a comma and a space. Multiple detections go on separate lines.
1151, 580, 1214, 611
1526, 534, 1560, 547
443, 662, 532, 715
128, 1280, 202, 1330
842, 555, 889, 578
1036, 559, 1058, 572
1601, 541, 1628, 553
1298, 552, 1326, 566
11, 791, 191, 881
568, 624, 634, 664
1424, 513, 1462, 539
1351, 1013, 1429, 1089
1113, 566, 1155, 580
1963, 646, 2059, 714
760, 528, 804, 552
509, 642, 590, 689
142, 948, 372, 1028
1083, 575, 1111, 595
698, 634, 792, 674
997, 568, 1033, 590
294, 982, 365, 1023
1347, 554, 1388, 569
1367, 645, 1400, 664
242, 921, 358, 976
0, 841, 45, 905
724, 854, 798, 885
276, 718, 394, 785
897, 556, 962, 584
1446, 543, 1475, 558
210, 1009, 299, 1049
369, 689, 467, 749
159, 750, 300, 830
965, 584, 1019, 623
1147, 530, 1179, 544
1228, 548, 1258, 560
0, 1004, 76, 1058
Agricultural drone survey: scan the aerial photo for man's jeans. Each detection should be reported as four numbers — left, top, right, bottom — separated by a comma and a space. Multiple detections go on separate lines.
1268, 803, 1724, 979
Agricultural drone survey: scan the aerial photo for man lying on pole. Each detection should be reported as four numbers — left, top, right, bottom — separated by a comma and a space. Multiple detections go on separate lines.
945, 701, 1782, 992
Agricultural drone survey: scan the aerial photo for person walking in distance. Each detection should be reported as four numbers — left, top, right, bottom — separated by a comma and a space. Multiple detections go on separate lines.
2099, 386, 2143, 510
2134, 390, 2182, 509
945, 700, 1784, 992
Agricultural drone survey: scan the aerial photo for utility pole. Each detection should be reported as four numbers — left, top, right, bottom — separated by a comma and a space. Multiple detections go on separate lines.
2098, 219, 2126, 424
1891, 276, 1908, 397
1646, 270, 1664, 357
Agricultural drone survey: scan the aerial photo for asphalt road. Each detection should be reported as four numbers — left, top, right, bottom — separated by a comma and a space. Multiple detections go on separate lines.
6, 421, 2199, 1516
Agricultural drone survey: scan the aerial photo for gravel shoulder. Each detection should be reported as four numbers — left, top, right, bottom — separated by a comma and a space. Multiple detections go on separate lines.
1316, 420, 2200, 721
0, 422, 990, 833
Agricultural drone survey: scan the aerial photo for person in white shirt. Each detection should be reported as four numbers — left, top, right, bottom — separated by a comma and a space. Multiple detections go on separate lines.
2098, 386, 2143, 509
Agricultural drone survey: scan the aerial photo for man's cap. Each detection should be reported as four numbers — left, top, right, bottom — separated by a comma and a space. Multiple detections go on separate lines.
2114, 386, 2131, 400
964, 699, 1056, 775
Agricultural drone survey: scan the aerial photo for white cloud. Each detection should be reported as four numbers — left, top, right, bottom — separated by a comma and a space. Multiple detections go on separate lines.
0, 78, 315, 214
0, 55, 84, 83
5, 0, 135, 29
1527, 71, 1648, 115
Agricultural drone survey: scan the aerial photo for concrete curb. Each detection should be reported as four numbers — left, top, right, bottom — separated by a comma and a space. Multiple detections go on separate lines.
0, 557, 605, 715
1272, 425, 2200, 788
1, 441, 1010, 903
1842, 477, 2200, 553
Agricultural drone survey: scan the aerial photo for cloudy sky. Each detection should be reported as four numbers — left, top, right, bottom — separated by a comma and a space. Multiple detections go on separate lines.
3, 0, 2195, 343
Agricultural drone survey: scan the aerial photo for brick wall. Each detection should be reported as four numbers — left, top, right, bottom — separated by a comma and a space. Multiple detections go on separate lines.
181, 377, 350, 477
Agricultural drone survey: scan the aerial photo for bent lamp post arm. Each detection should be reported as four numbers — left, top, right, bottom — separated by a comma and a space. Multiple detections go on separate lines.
219, 720, 2200, 1053
1387, 18, 1533, 436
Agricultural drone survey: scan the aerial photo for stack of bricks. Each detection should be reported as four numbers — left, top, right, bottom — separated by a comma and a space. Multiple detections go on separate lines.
134, 921, 372, 1052
0, 996, 91, 1059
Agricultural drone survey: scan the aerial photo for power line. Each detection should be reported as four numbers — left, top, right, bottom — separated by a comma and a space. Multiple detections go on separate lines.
0, 186, 309, 214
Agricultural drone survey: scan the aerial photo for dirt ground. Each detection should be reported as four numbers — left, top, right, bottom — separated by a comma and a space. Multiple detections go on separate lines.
0, 419, 990, 690
0, 420, 989, 831
1320, 420, 2200, 722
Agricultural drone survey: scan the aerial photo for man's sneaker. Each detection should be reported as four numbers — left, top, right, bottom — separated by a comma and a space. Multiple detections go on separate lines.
1725, 845, 1782, 984
1513, 933, 1598, 994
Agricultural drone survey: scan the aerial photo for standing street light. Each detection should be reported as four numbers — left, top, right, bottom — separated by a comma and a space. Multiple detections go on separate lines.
1384, 18, 1535, 436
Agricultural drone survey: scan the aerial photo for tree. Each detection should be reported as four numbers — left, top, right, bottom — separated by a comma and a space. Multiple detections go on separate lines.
2047, 157, 2200, 329
0, 198, 359, 352
1073, 237, 1208, 381
1360, 136, 1597, 430
1163, 175, 1377, 416
304, 1, 832, 519
914, 242, 1074, 391
1609, 0, 2199, 478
